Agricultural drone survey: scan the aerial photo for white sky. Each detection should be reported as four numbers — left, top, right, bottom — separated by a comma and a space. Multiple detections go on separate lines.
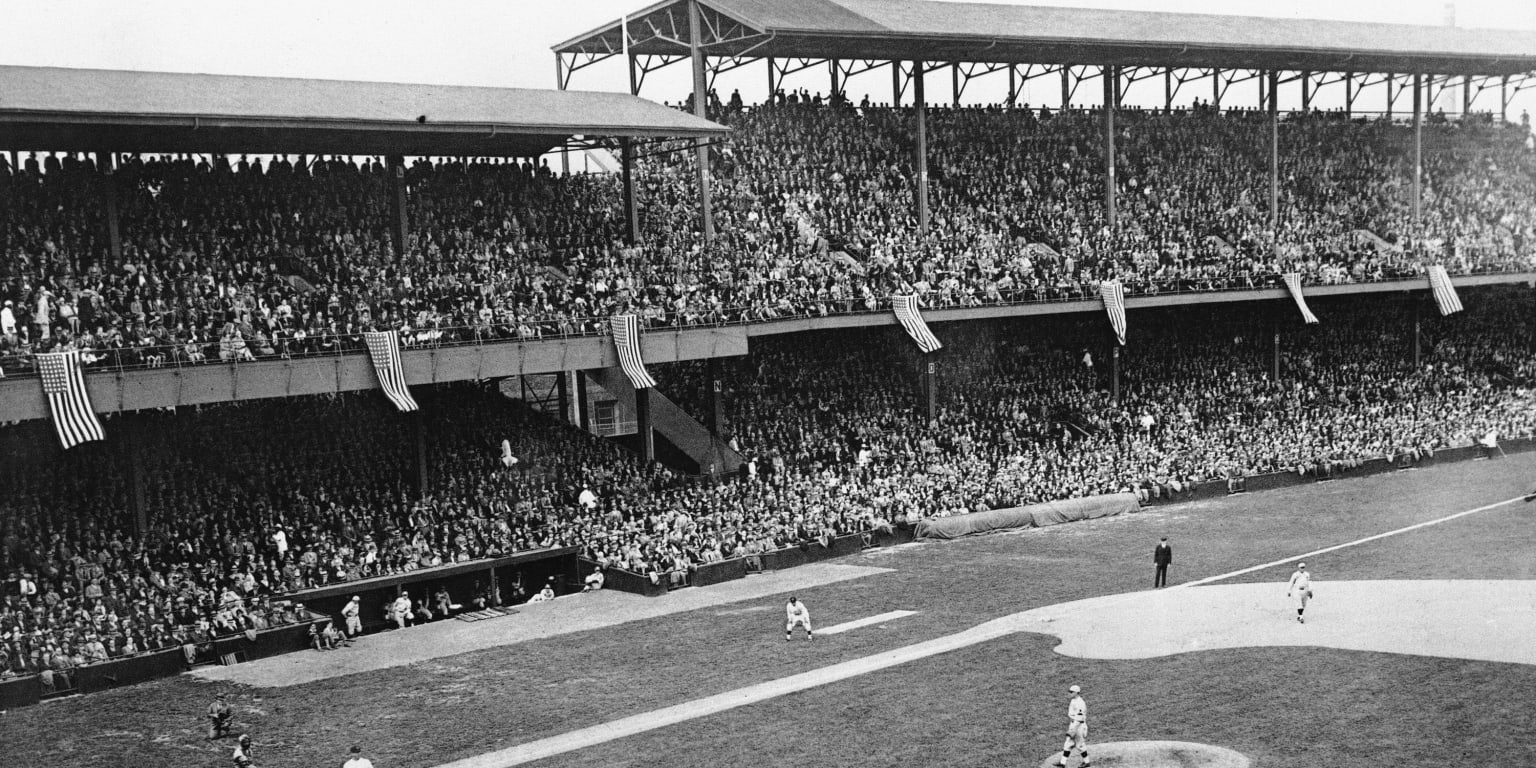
2, 0, 1533, 117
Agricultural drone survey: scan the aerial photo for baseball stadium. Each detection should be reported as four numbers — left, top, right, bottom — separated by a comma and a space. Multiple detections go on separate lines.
2, 1, 1536, 767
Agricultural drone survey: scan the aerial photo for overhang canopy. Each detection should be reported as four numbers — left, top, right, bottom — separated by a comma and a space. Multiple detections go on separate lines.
0, 65, 727, 156
556, 0, 1536, 77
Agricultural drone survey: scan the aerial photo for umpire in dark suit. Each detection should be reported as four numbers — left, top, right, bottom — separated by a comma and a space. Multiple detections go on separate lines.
1153, 537, 1173, 588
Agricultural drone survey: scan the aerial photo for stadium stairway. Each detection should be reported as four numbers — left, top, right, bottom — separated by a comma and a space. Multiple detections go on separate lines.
586, 366, 742, 477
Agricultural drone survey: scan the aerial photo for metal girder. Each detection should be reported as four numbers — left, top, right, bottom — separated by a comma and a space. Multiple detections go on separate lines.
560, 4, 769, 94
1004, 63, 1067, 104
773, 56, 834, 79
839, 58, 893, 80
557, 50, 612, 90
1063, 65, 1097, 106
1424, 73, 1457, 111
1216, 69, 1264, 105
633, 54, 689, 95
1507, 72, 1536, 95
892, 60, 916, 103
1164, 67, 1210, 106
952, 61, 1013, 102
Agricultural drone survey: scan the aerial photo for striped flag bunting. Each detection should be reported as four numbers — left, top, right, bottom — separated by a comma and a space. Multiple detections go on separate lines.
892, 295, 943, 354
609, 315, 657, 390
362, 330, 419, 412
1098, 280, 1127, 346
37, 351, 104, 449
1426, 265, 1464, 316
1281, 273, 1320, 324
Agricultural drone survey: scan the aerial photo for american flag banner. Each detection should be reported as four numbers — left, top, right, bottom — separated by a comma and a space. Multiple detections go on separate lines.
892, 295, 943, 354
362, 330, 419, 412
1426, 265, 1464, 316
37, 351, 105, 449
1098, 280, 1127, 346
609, 315, 657, 390
1281, 273, 1320, 324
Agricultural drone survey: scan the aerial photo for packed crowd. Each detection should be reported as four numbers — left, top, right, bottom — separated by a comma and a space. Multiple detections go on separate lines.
4, 285, 1533, 684
3, 99, 1534, 375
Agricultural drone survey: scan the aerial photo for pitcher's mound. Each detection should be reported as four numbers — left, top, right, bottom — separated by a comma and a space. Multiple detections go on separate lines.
1036, 741, 1250, 768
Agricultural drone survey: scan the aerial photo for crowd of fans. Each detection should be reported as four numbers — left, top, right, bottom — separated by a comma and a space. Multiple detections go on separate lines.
3, 284, 1533, 686
3, 99, 1533, 376
2, 93, 1534, 688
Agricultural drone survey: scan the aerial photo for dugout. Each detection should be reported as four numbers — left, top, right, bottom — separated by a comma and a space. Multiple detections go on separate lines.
291, 546, 582, 635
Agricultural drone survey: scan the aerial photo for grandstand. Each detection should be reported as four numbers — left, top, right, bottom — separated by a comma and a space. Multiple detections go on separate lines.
2, 2, 1536, 767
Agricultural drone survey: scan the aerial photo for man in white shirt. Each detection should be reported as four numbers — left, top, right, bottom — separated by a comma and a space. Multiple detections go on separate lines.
1287, 562, 1313, 623
577, 485, 598, 510
342, 745, 374, 768
785, 596, 813, 642
1055, 684, 1089, 767
270, 526, 288, 561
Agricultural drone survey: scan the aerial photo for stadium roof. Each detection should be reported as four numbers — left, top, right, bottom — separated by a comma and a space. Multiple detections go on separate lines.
0, 66, 727, 156
556, 0, 1536, 77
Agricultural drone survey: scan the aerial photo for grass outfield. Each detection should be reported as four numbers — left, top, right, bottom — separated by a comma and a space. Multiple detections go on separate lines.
5, 453, 1535, 768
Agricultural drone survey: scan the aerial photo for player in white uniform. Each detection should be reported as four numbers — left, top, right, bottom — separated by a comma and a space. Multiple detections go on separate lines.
1287, 562, 1313, 623
785, 596, 813, 641
1056, 684, 1089, 767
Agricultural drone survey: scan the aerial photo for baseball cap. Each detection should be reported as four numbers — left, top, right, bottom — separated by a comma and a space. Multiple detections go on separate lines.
1068, 684, 1081, 693
1298, 562, 1306, 568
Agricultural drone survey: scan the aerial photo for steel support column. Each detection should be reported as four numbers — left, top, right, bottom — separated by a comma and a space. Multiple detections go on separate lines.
95, 151, 122, 263
688, 0, 714, 243
1272, 329, 1281, 382
707, 357, 723, 436
1061, 66, 1071, 109
125, 421, 147, 535
1412, 301, 1422, 368
952, 62, 961, 107
621, 139, 639, 244
1501, 75, 1509, 122
556, 372, 570, 425
415, 414, 431, 497
1413, 73, 1423, 232
576, 370, 590, 431
1164, 68, 1173, 111
1268, 71, 1279, 229
924, 359, 937, 422
830, 59, 840, 100
1103, 65, 1117, 229
636, 387, 655, 465
1345, 72, 1354, 117
1111, 346, 1121, 404
768, 57, 777, 100
1463, 75, 1473, 115
891, 61, 901, 105
556, 55, 570, 175
387, 155, 409, 258
1302, 71, 1312, 110
915, 61, 930, 232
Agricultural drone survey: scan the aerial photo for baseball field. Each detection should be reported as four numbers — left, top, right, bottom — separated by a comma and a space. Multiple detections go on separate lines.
5, 451, 1535, 768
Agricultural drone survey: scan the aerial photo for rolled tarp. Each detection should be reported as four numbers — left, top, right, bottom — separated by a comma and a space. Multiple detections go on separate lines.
915, 492, 1141, 540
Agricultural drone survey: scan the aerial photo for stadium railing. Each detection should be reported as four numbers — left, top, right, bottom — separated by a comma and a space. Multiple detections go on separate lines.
7, 268, 1526, 379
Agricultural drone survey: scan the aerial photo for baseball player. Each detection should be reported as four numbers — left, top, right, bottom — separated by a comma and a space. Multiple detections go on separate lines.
343, 596, 362, 637
232, 734, 254, 768
207, 692, 233, 739
785, 596, 813, 641
1056, 684, 1090, 767
1287, 562, 1313, 623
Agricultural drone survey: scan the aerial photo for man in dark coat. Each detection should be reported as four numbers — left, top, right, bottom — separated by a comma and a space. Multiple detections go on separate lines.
1153, 537, 1173, 588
